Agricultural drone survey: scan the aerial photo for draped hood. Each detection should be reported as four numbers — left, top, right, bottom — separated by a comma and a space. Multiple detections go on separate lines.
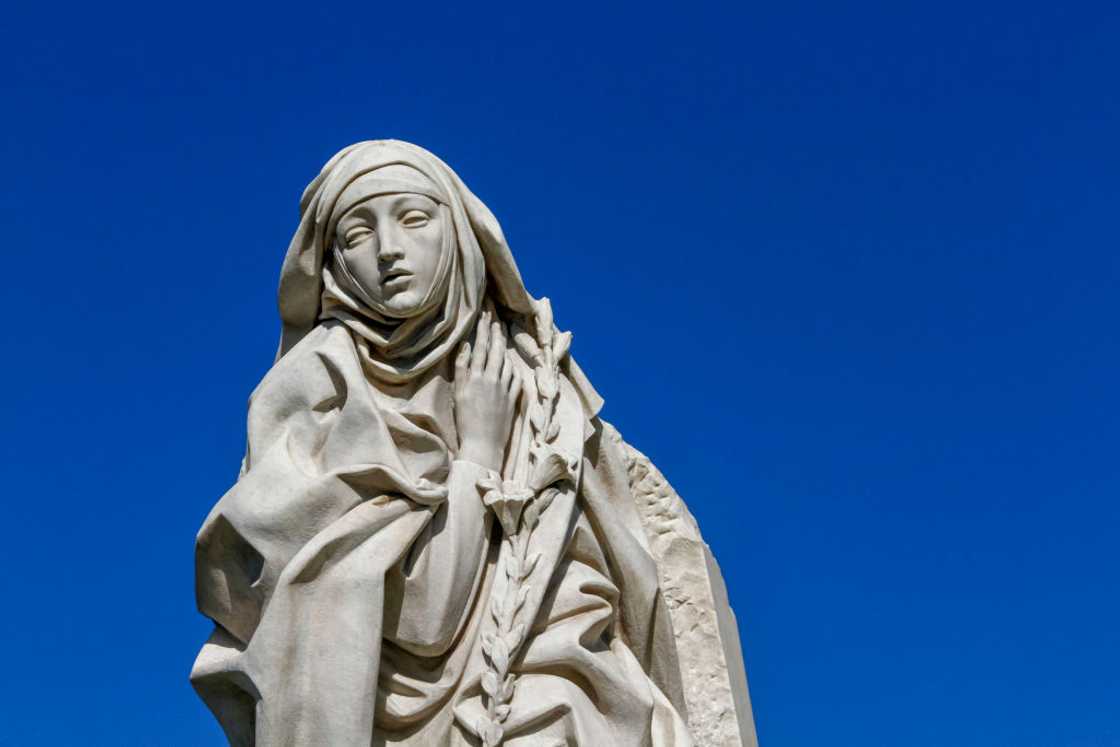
191, 140, 688, 747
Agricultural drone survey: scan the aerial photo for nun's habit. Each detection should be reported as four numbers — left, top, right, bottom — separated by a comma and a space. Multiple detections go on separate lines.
191, 141, 691, 746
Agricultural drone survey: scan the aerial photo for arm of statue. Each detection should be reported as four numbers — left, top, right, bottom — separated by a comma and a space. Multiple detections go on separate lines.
387, 311, 522, 656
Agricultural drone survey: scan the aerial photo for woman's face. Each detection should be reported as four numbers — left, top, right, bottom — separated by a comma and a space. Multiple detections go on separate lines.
334, 192, 445, 317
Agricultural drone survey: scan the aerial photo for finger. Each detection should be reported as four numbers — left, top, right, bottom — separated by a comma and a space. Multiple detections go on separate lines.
471, 311, 490, 373
509, 371, 523, 401
499, 350, 512, 387
486, 319, 505, 376
456, 342, 470, 375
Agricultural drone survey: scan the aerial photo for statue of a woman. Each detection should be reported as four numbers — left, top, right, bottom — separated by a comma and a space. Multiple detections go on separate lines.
191, 141, 694, 746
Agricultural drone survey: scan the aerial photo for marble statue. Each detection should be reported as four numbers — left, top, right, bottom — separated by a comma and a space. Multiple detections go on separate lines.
191, 140, 757, 746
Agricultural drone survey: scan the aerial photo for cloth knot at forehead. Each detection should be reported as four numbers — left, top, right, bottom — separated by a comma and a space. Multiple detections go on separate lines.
334, 163, 449, 218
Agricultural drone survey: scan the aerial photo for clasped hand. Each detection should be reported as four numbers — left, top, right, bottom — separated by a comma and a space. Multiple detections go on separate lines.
454, 310, 523, 472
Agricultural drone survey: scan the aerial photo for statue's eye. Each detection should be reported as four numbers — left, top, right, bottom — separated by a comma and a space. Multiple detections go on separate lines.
344, 226, 374, 246
401, 209, 430, 228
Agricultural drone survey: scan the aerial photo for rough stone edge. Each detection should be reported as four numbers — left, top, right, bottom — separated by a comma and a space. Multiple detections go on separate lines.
613, 428, 758, 747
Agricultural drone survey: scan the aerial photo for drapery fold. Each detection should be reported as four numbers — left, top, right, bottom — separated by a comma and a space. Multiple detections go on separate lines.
192, 140, 689, 745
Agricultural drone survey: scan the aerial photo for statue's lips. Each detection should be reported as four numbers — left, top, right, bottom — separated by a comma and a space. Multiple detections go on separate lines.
382, 270, 413, 289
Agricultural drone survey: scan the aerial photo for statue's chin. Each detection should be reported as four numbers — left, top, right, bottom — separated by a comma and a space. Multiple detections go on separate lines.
379, 288, 428, 319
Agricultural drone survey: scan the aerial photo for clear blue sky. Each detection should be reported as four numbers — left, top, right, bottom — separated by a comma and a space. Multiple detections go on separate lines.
2, 2, 1117, 745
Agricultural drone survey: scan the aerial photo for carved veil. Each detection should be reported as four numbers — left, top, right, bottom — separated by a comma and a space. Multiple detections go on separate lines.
191, 141, 747, 746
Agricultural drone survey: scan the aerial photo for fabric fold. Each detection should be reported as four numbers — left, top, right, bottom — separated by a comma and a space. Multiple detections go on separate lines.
192, 140, 690, 746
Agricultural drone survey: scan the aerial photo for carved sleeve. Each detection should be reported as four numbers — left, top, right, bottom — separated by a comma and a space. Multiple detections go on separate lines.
384, 459, 492, 656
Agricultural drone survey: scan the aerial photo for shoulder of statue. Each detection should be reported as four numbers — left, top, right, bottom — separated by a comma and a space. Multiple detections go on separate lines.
249, 322, 356, 405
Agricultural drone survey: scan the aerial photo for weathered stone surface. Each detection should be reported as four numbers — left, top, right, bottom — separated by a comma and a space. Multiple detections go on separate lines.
622, 436, 759, 747
191, 139, 756, 746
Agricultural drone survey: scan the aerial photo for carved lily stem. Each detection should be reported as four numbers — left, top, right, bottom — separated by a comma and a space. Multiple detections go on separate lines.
475, 300, 573, 747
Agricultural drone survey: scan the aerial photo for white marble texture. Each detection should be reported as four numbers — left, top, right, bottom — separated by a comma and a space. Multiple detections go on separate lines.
622, 434, 758, 746
191, 140, 756, 746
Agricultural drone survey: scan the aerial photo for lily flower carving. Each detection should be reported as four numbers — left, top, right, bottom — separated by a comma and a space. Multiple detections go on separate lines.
478, 471, 535, 537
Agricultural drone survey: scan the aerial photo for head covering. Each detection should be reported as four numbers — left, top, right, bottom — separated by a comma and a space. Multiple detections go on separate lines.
320, 167, 461, 380
276, 140, 603, 408
276, 140, 532, 382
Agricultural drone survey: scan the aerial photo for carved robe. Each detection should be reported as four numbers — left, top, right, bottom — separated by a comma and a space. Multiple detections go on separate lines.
190, 141, 692, 745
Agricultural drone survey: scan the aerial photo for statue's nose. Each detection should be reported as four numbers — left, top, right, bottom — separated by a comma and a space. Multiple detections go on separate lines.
378, 240, 405, 261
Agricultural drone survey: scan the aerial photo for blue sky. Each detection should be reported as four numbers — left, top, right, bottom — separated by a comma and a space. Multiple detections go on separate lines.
2, 2, 1118, 745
